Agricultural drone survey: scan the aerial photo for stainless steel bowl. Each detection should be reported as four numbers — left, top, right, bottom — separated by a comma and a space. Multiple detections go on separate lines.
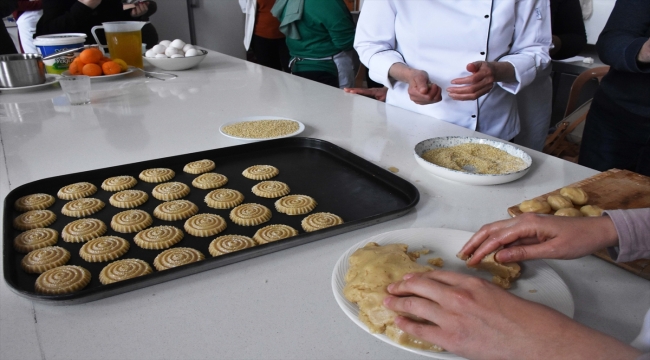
0, 54, 46, 88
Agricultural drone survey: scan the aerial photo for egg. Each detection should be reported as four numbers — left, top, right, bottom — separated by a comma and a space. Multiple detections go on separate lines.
182, 44, 195, 52
145, 49, 157, 58
185, 48, 200, 57
151, 44, 167, 54
159, 40, 171, 47
170, 39, 186, 50
170, 53, 185, 58
164, 46, 183, 57
154, 53, 168, 58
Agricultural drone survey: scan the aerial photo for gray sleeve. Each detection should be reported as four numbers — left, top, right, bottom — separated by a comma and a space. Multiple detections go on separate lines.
604, 208, 650, 263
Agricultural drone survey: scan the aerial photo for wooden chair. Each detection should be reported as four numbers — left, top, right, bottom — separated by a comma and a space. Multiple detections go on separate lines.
543, 65, 610, 162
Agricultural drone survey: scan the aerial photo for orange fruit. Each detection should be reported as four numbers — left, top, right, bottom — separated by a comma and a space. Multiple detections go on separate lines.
68, 61, 82, 75
102, 61, 121, 75
79, 48, 102, 64
82, 63, 103, 76
111, 58, 128, 72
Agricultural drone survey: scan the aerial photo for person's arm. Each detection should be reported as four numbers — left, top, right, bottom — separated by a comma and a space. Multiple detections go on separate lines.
16, 0, 43, 13
36, 0, 99, 36
315, 0, 355, 52
604, 208, 650, 262
383, 270, 643, 360
343, 87, 388, 102
550, 0, 587, 60
596, 0, 650, 72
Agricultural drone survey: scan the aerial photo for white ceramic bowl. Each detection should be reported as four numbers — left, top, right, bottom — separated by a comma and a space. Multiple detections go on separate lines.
413, 136, 532, 185
143, 50, 207, 71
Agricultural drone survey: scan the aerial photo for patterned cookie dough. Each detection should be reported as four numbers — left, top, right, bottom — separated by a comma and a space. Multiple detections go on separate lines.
153, 247, 205, 271
13, 210, 57, 230
184, 213, 227, 237
79, 236, 130, 262
192, 173, 228, 190
275, 195, 317, 215
21, 246, 71, 273
301, 212, 344, 232
57, 182, 97, 200
242, 165, 279, 180
134, 225, 184, 250
229, 203, 272, 226
253, 224, 298, 244
61, 198, 105, 217
61, 218, 107, 243
99, 259, 152, 285
14, 228, 59, 253
153, 200, 199, 221
152, 182, 190, 201
251, 181, 290, 198
205, 189, 244, 209
111, 209, 153, 233
14, 193, 55, 212
101, 175, 137, 191
183, 159, 216, 174
209, 235, 257, 257
35, 265, 91, 294
139, 168, 175, 183
109, 190, 149, 208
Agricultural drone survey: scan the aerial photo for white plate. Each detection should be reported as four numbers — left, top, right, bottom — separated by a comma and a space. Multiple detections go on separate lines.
61, 66, 136, 82
143, 50, 207, 71
0, 75, 59, 92
332, 227, 574, 359
219, 116, 305, 142
414, 136, 532, 186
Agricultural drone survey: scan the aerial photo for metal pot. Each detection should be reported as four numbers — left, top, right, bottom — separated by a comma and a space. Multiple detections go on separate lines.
0, 54, 47, 88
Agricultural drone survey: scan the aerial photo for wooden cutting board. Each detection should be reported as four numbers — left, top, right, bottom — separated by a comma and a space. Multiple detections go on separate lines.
507, 169, 650, 280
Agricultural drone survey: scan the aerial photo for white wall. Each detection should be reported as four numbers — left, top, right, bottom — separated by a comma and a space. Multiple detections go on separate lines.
150, 0, 245, 60
584, 0, 615, 44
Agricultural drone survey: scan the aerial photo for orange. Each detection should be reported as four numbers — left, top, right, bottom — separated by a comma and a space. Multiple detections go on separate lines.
102, 61, 121, 75
82, 63, 103, 76
68, 61, 82, 75
79, 48, 103, 64
111, 58, 128, 72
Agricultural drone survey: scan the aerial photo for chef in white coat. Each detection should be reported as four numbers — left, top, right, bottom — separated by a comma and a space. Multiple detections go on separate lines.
354, 0, 552, 141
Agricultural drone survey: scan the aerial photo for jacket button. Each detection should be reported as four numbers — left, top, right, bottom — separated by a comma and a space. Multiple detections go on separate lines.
480, 51, 485, 55
485, 15, 489, 18
471, 115, 477, 118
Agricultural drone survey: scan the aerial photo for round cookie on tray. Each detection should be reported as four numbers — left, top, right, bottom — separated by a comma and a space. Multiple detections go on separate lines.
101, 175, 137, 191
205, 189, 244, 209
61, 218, 107, 243
242, 165, 279, 180
109, 190, 149, 208
14, 228, 59, 253
79, 236, 130, 262
183, 159, 215, 174
209, 235, 257, 257
184, 213, 227, 237
152, 182, 190, 201
134, 225, 184, 250
275, 195, 317, 215
13, 210, 57, 230
301, 212, 344, 232
99, 259, 153, 285
111, 209, 153, 233
35, 265, 91, 294
21, 246, 71, 273
61, 198, 105, 217
153, 247, 205, 271
139, 168, 175, 183
57, 182, 97, 200
192, 173, 228, 189
14, 193, 56, 212
229, 203, 272, 226
153, 200, 199, 221
251, 181, 290, 198
253, 224, 298, 244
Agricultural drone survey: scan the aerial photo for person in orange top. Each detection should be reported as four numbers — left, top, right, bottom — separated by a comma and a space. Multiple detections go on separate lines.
239, 0, 290, 72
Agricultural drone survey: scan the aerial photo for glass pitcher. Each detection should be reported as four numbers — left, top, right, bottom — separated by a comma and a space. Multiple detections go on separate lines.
91, 21, 147, 69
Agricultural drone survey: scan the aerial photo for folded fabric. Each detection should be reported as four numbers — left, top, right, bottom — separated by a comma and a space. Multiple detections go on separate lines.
271, 0, 303, 40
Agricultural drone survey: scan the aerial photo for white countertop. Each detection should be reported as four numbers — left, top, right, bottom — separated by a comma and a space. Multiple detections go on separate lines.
1, 50, 648, 360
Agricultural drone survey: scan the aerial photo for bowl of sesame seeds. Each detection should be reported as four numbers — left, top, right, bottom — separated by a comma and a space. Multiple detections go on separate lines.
414, 136, 532, 185
219, 116, 305, 142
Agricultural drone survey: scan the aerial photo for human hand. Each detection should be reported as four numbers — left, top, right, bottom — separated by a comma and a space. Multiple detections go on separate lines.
343, 87, 388, 102
79, 0, 102, 9
384, 270, 642, 360
387, 63, 442, 105
638, 38, 650, 64
457, 213, 619, 266
447, 61, 498, 101
130, 1, 149, 17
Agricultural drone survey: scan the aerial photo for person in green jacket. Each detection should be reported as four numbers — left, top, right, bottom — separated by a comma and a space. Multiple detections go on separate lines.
271, 0, 355, 88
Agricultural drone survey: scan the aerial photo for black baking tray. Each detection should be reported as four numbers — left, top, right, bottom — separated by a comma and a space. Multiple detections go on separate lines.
3, 137, 419, 304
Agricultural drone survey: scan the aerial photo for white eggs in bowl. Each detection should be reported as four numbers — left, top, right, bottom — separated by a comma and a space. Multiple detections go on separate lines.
143, 39, 207, 71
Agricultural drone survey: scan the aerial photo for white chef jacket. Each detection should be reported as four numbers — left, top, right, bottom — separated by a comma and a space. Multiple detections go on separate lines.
355, 0, 552, 140
238, 0, 256, 50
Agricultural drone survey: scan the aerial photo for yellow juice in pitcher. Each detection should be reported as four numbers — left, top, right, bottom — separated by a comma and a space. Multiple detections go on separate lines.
106, 30, 143, 69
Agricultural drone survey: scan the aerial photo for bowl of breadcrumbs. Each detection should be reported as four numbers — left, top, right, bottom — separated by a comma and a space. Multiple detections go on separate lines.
220, 116, 305, 142
414, 136, 532, 185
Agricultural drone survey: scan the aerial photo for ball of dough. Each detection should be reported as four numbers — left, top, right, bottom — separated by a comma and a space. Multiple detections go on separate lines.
554, 208, 583, 217
546, 195, 574, 211
519, 200, 552, 214
559, 187, 589, 205
580, 205, 604, 217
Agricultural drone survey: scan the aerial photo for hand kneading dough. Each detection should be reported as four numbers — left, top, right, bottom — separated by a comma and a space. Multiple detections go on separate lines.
343, 243, 443, 352
519, 200, 552, 214
554, 208, 583, 217
580, 205, 604, 217
546, 195, 574, 211
559, 187, 589, 205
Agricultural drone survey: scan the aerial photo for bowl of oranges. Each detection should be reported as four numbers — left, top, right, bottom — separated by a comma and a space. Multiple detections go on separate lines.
62, 48, 132, 80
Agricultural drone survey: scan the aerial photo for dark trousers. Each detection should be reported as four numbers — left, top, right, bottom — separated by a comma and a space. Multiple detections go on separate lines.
293, 71, 339, 88
0, 22, 17, 55
251, 34, 290, 72
578, 89, 650, 176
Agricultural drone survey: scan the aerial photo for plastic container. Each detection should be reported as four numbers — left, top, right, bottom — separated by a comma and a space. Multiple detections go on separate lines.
33, 33, 87, 75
